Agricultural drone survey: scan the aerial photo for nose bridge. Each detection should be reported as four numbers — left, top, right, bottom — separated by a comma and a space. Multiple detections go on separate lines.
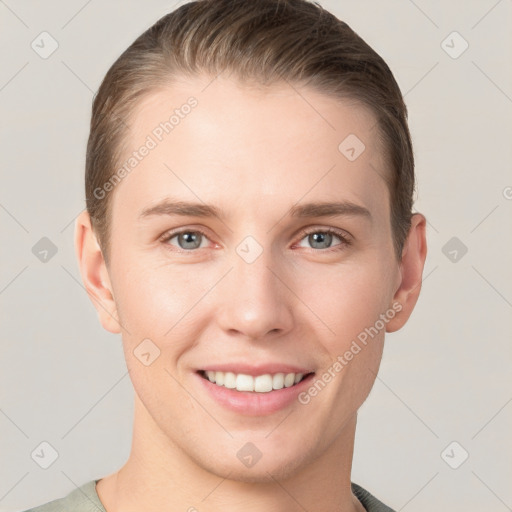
216, 234, 293, 338
235, 234, 277, 295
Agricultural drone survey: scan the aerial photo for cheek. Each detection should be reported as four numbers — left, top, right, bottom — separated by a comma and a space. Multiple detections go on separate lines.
110, 256, 228, 392
111, 261, 204, 416
297, 258, 392, 349
112, 258, 208, 336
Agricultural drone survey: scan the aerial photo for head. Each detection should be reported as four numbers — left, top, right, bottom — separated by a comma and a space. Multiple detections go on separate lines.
76, 0, 426, 483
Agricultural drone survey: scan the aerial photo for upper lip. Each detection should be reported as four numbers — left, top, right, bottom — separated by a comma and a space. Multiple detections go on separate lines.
198, 363, 315, 376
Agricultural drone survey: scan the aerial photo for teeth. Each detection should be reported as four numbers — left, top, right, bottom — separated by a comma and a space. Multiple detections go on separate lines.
284, 373, 295, 387
272, 373, 284, 390
215, 371, 224, 386
202, 370, 308, 392
236, 373, 254, 392
254, 374, 273, 392
224, 372, 236, 389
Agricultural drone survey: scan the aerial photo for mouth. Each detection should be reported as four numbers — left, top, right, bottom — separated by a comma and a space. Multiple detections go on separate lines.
197, 369, 315, 393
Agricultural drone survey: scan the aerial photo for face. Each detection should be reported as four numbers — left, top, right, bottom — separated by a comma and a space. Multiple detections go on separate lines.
82, 74, 412, 482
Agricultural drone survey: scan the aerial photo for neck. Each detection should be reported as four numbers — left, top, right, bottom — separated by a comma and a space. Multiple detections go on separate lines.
97, 395, 364, 512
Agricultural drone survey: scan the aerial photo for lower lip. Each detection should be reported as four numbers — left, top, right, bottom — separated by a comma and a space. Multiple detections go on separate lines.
195, 372, 315, 416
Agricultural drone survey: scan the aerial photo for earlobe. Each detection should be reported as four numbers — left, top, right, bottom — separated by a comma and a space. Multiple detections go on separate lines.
385, 213, 427, 333
74, 210, 122, 334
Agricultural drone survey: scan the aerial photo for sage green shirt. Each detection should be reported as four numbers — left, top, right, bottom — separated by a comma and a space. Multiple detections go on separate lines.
22, 479, 396, 511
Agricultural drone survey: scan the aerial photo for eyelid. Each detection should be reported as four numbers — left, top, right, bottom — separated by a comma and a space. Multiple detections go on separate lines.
293, 226, 352, 251
158, 226, 216, 250
295, 225, 352, 242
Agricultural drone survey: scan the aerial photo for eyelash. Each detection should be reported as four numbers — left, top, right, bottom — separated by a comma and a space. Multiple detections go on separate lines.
159, 227, 352, 253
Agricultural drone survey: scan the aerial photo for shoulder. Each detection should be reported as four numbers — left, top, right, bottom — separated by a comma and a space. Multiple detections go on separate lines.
20, 480, 106, 512
351, 482, 396, 512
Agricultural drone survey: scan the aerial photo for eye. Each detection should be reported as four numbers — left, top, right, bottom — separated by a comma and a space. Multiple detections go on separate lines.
296, 228, 351, 251
160, 229, 211, 251
159, 227, 352, 253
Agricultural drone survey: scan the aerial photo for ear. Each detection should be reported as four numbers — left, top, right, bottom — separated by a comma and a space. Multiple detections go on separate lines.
386, 213, 427, 333
74, 210, 121, 334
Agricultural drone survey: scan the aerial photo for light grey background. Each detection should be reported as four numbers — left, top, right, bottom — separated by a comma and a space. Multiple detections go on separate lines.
1, 1, 511, 511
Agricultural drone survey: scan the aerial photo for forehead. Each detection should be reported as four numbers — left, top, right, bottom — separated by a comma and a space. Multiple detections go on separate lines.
112, 75, 389, 222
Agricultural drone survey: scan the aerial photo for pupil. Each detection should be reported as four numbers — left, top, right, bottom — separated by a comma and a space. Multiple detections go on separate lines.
180, 232, 200, 249
311, 232, 332, 249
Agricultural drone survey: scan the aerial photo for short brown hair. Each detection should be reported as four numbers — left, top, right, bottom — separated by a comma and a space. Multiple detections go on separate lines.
86, 0, 415, 266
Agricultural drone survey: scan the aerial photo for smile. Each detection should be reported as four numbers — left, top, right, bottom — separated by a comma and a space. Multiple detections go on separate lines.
199, 370, 312, 393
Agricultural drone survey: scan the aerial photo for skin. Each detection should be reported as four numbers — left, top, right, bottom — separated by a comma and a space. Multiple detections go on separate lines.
75, 73, 427, 512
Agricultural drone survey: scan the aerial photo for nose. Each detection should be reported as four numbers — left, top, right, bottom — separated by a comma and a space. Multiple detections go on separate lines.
215, 241, 295, 341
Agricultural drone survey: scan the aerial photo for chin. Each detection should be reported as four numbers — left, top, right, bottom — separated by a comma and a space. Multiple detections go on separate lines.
196, 446, 311, 484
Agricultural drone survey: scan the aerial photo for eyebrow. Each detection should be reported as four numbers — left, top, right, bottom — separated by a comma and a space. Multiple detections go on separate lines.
138, 198, 372, 222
